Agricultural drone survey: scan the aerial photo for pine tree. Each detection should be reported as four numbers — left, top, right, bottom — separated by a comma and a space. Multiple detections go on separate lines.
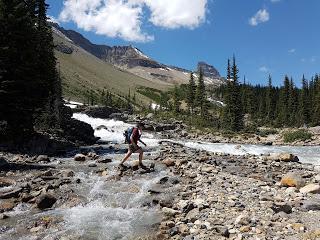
312, 74, 320, 125
266, 75, 275, 124
300, 75, 310, 126
187, 72, 196, 114
0, 0, 39, 139
173, 85, 180, 114
195, 67, 206, 117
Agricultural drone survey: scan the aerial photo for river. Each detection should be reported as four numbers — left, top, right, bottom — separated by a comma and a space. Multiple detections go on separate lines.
1, 113, 319, 240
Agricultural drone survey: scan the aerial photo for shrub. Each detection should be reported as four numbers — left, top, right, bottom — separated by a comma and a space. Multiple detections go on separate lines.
257, 128, 278, 137
283, 129, 312, 143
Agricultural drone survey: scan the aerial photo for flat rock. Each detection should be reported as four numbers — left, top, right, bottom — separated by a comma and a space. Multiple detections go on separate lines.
299, 184, 320, 194
0, 187, 22, 199
162, 207, 179, 217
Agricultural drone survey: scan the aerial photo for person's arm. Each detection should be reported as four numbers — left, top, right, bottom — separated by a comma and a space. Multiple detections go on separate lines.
138, 139, 147, 146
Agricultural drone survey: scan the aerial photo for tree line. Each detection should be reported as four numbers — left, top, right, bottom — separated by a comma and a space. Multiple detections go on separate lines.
152, 56, 320, 132
0, 0, 62, 141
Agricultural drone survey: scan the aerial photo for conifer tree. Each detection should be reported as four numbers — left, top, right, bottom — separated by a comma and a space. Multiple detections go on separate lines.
195, 67, 206, 117
300, 75, 310, 126
266, 75, 275, 123
173, 85, 180, 114
187, 72, 196, 114
0, 0, 38, 139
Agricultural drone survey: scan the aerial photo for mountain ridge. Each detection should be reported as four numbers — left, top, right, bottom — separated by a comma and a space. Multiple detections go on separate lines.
50, 22, 224, 86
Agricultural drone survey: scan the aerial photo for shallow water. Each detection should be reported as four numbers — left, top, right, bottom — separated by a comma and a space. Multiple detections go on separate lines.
2, 113, 319, 240
74, 113, 320, 165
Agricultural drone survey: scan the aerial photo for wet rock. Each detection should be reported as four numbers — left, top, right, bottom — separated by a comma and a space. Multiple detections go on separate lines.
96, 125, 108, 130
0, 200, 16, 212
61, 169, 75, 178
0, 187, 22, 199
0, 213, 9, 219
97, 158, 112, 163
162, 207, 179, 217
162, 159, 175, 167
88, 163, 97, 167
36, 194, 57, 210
299, 184, 320, 194
36, 155, 50, 163
74, 154, 86, 162
281, 172, 305, 188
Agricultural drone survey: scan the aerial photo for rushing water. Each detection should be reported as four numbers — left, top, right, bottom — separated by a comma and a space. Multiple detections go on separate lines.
1, 113, 319, 240
73, 113, 320, 165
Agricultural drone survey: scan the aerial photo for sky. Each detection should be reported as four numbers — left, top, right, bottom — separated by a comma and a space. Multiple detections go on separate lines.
47, 0, 320, 86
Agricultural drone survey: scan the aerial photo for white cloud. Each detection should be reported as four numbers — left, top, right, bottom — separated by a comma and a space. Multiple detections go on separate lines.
270, 0, 281, 3
259, 66, 269, 72
59, 0, 208, 42
249, 9, 270, 26
143, 0, 207, 29
288, 48, 296, 53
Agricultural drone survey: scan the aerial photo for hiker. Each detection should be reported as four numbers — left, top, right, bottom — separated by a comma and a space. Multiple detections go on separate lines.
119, 123, 148, 170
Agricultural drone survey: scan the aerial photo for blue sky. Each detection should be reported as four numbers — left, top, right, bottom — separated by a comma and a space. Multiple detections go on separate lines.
47, 0, 320, 86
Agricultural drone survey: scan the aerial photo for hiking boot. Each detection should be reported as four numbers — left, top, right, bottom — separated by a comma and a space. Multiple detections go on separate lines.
139, 163, 148, 170
118, 163, 129, 171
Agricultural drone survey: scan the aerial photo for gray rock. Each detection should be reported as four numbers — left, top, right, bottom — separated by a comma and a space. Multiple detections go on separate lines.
36, 155, 50, 162
302, 198, 320, 211
36, 194, 57, 210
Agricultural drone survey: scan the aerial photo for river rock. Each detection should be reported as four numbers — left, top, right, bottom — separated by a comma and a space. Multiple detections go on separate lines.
36, 194, 57, 209
97, 158, 112, 163
281, 172, 305, 188
36, 155, 50, 162
0, 157, 9, 168
302, 198, 320, 211
0, 200, 16, 212
299, 184, 320, 194
0, 187, 22, 199
271, 203, 292, 214
61, 170, 74, 178
162, 207, 179, 217
162, 159, 175, 167
279, 153, 299, 162
74, 154, 86, 162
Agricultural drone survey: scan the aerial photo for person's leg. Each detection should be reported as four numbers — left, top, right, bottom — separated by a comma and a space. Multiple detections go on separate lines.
137, 148, 147, 169
137, 148, 143, 164
120, 149, 132, 165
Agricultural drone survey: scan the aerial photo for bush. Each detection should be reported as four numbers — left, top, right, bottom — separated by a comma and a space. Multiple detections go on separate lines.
283, 129, 312, 143
257, 128, 278, 137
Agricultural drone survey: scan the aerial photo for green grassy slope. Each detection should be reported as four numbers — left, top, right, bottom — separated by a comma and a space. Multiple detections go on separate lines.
53, 33, 172, 104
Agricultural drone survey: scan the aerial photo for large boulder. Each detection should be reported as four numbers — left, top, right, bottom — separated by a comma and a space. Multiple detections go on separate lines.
281, 172, 305, 188
36, 194, 57, 210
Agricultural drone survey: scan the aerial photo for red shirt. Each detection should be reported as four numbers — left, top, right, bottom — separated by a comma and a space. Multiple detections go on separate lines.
131, 128, 140, 144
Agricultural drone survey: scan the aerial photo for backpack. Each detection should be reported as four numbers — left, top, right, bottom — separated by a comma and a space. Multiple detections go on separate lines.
124, 127, 134, 144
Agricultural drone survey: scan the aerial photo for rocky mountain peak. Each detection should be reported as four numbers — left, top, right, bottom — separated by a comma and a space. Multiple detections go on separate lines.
198, 61, 220, 79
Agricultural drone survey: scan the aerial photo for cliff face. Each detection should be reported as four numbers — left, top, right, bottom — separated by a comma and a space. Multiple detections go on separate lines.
198, 62, 220, 79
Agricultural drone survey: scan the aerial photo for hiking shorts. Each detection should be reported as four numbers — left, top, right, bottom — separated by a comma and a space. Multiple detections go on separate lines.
129, 144, 141, 153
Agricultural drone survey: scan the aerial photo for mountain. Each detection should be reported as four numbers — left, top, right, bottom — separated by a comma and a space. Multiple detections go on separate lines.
51, 23, 171, 104
51, 23, 225, 87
